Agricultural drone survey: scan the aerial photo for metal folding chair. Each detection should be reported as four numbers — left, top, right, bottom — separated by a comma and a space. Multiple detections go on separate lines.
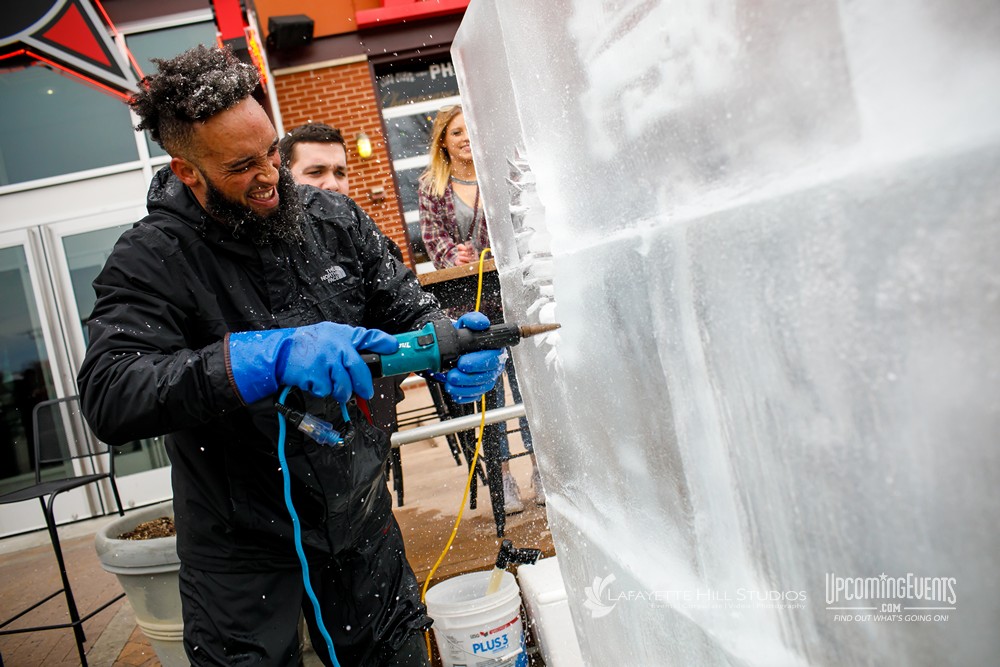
0, 396, 125, 666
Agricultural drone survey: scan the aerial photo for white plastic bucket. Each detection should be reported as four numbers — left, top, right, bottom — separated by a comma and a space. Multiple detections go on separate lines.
425, 570, 528, 667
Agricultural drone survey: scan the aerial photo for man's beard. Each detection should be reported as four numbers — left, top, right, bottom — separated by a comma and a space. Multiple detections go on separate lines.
204, 166, 304, 245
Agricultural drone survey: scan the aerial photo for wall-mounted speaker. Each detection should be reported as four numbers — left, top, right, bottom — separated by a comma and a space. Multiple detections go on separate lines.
266, 15, 314, 51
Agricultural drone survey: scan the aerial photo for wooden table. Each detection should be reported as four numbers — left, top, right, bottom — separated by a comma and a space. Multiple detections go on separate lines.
417, 258, 496, 286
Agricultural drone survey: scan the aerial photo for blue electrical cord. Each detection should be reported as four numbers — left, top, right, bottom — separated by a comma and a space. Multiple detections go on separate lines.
276, 386, 345, 667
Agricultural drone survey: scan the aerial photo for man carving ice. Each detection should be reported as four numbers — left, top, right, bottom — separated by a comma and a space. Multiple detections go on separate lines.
78, 45, 504, 667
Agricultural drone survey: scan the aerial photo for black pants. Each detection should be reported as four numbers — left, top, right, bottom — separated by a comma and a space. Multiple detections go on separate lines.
372, 632, 431, 667
179, 522, 431, 666
309, 627, 431, 667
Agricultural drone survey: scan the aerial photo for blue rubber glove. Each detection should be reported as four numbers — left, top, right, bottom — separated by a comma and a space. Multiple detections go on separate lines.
228, 322, 399, 404
444, 312, 507, 404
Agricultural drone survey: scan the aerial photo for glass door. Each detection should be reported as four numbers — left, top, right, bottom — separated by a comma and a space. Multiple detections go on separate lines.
0, 228, 74, 535
43, 208, 173, 512
0, 208, 175, 537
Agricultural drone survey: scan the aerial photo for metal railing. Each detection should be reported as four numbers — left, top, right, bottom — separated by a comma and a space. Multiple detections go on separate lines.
390, 404, 526, 447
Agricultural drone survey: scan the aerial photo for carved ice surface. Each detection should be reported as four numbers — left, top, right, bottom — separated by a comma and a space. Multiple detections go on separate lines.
453, 1, 1000, 665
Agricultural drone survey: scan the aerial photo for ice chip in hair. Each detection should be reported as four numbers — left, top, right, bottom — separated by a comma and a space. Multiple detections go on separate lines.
130, 45, 260, 146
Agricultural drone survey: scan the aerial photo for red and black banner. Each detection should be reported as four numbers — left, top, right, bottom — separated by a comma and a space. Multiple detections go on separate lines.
1, 0, 139, 99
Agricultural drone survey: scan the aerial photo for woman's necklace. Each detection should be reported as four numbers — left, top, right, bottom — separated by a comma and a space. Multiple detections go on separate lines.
450, 174, 478, 186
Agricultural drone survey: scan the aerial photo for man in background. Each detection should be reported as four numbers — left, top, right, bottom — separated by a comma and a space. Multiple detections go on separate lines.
280, 122, 350, 195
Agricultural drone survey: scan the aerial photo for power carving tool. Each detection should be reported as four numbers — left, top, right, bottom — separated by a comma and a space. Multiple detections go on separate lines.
360, 320, 560, 378
275, 320, 560, 445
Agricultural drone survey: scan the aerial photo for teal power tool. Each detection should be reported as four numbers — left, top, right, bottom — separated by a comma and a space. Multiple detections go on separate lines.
275, 319, 560, 446
361, 319, 560, 379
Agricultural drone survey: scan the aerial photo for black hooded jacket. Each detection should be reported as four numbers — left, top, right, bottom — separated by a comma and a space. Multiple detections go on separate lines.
78, 167, 443, 571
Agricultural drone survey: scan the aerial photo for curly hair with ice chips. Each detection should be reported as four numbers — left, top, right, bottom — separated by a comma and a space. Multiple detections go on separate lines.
129, 45, 260, 157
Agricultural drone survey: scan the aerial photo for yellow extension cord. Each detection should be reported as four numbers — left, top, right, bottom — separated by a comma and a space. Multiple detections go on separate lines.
420, 247, 493, 661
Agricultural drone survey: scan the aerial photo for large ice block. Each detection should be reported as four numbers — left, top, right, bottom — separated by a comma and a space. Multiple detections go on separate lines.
453, 1, 1000, 665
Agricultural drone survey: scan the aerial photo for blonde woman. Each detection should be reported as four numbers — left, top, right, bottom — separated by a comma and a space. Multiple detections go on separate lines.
418, 105, 489, 269
418, 105, 545, 514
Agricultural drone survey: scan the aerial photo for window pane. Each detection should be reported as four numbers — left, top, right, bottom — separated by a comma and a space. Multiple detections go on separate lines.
126, 22, 218, 158
396, 166, 424, 214
385, 112, 436, 161
396, 166, 428, 264
61, 224, 170, 477
0, 245, 56, 491
62, 224, 132, 343
0, 66, 138, 185
408, 216, 428, 265
126, 22, 218, 75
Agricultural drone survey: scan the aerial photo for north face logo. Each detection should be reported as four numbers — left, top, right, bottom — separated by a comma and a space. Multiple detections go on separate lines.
321, 265, 347, 283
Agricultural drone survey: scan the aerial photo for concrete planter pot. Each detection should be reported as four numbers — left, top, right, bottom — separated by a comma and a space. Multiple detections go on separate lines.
95, 500, 185, 667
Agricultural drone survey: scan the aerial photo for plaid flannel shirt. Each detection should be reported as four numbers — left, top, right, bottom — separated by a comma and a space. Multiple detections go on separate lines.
418, 182, 490, 269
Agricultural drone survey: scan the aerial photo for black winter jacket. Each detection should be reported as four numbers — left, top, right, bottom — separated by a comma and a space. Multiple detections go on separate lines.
78, 167, 443, 571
